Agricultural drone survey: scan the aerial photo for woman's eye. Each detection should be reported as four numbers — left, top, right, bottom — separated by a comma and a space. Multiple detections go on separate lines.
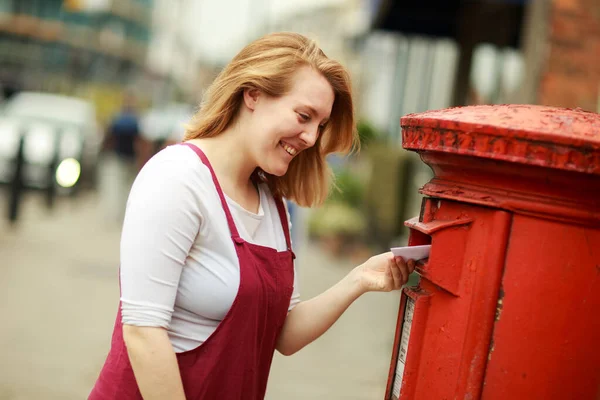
298, 113, 310, 121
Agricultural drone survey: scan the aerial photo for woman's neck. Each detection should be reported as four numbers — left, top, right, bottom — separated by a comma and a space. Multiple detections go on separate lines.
187, 129, 256, 193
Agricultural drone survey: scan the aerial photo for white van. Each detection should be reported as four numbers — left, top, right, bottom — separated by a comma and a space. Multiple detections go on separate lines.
0, 91, 102, 191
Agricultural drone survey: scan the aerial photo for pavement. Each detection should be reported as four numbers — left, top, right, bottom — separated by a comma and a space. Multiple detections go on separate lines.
0, 190, 403, 400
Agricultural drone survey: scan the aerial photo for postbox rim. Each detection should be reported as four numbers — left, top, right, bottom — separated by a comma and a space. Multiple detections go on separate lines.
401, 104, 600, 175
401, 104, 600, 147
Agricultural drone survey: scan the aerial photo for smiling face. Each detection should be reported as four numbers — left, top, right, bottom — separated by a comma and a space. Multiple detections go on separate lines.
242, 66, 335, 177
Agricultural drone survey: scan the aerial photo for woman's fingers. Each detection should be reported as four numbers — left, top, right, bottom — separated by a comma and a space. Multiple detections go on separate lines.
407, 259, 416, 274
390, 257, 404, 289
394, 257, 408, 287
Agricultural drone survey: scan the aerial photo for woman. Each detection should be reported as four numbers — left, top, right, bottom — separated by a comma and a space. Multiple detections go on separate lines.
90, 32, 415, 400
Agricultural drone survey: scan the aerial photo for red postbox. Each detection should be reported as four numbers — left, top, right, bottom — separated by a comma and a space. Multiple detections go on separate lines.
386, 105, 600, 400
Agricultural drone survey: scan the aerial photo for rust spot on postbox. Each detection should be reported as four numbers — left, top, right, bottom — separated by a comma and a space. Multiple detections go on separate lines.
495, 287, 505, 322
488, 339, 495, 362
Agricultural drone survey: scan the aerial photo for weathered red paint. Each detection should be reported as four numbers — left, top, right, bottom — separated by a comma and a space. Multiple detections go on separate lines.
402, 104, 600, 175
387, 105, 600, 399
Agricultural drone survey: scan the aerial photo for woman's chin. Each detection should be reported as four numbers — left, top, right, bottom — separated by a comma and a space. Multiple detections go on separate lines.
268, 168, 289, 177
262, 162, 290, 177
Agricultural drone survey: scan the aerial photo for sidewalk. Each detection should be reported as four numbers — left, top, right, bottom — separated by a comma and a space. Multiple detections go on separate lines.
267, 239, 402, 400
0, 192, 402, 400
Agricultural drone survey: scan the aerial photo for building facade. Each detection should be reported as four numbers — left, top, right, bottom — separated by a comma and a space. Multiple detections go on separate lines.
0, 0, 161, 123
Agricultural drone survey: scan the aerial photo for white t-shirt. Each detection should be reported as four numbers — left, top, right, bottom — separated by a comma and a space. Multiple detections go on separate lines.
119, 145, 300, 352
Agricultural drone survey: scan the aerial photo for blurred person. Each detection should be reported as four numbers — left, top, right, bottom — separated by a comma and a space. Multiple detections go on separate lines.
100, 93, 147, 222
140, 102, 194, 152
89, 32, 415, 400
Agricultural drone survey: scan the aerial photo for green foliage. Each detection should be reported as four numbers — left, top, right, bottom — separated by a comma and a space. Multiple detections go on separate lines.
308, 202, 366, 238
356, 120, 381, 148
329, 169, 364, 209
307, 120, 386, 241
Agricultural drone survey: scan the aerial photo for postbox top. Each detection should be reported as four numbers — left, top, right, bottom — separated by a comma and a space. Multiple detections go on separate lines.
401, 104, 600, 175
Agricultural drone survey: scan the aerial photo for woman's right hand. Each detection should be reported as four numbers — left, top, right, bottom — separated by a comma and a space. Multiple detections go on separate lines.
350, 252, 415, 294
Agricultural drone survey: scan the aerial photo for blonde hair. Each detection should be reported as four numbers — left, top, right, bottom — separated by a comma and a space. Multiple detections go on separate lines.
183, 32, 357, 207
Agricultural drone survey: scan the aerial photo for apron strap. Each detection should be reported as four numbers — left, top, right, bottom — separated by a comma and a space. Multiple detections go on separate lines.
182, 143, 241, 239
274, 196, 294, 254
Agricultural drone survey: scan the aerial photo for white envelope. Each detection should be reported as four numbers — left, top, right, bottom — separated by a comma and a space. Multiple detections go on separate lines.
390, 245, 431, 261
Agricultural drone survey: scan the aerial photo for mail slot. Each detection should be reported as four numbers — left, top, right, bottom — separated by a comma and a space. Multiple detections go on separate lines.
386, 105, 600, 400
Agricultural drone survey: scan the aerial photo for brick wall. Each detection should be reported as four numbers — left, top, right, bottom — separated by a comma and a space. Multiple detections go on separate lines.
538, 0, 600, 112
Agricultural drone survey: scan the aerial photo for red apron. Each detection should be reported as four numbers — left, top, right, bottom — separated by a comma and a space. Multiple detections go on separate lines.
89, 143, 295, 400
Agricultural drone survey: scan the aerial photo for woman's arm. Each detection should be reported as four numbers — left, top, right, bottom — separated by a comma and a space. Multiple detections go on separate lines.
123, 326, 186, 400
118, 152, 206, 396
276, 252, 414, 356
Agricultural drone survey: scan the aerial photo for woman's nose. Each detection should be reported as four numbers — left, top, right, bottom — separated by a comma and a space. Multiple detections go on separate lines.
299, 126, 319, 148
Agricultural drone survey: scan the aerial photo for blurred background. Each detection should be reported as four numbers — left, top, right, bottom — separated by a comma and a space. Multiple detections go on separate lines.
0, 0, 597, 399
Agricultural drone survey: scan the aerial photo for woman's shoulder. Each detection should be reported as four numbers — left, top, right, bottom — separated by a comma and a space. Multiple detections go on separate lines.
148, 144, 200, 166
139, 144, 210, 180
129, 145, 215, 202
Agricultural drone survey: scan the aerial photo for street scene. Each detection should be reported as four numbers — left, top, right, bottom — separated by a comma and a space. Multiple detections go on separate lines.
0, 191, 404, 399
1, 0, 599, 399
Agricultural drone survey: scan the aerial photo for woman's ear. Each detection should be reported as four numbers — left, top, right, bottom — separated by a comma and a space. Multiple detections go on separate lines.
243, 88, 261, 111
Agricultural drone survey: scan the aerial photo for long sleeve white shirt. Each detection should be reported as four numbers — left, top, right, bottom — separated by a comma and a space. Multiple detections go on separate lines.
119, 145, 300, 352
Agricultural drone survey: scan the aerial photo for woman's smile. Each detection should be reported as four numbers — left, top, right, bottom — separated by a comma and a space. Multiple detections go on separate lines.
279, 140, 298, 157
